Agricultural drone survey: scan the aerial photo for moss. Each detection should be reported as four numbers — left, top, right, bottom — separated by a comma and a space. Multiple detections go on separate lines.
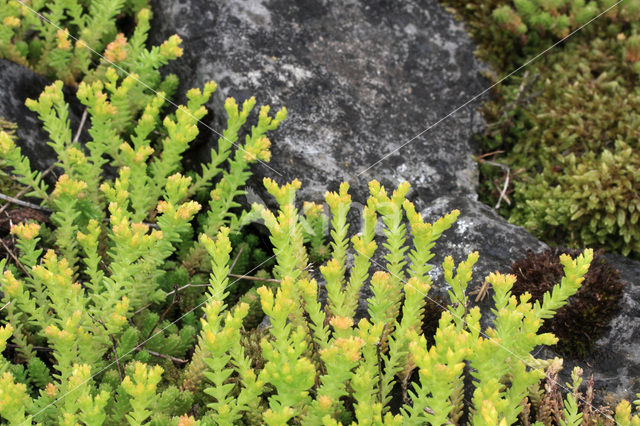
514, 140, 640, 257
509, 247, 624, 357
443, 0, 640, 259
499, 37, 639, 168
493, 36, 640, 258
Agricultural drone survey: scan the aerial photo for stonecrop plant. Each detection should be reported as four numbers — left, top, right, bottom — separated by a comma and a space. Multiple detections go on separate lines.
187, 178, 606, 425
0, 68, 286, 423
0, 0, 182, 90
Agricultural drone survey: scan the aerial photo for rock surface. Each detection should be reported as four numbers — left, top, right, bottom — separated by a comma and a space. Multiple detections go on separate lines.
583, 253, 640, 402
0, 59, 84, 183
149, 0, 640, 402
150, 0, 488, 204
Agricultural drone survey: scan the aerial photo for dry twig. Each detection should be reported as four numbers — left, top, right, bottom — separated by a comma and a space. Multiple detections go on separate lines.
138, 348, 188, 365
477, 159, 510, 209
73, 108, 88, 143
0, 162, 56, 215
0, 193, 51, 212
470, 280, 491, 302
0, 238, 32, 277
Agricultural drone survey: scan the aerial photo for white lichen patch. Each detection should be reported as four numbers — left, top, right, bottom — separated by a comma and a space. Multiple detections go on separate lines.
226, 0, 272, 29
455, 218, 470, 235
404, 23, 418, 36
279, 63, 313, 86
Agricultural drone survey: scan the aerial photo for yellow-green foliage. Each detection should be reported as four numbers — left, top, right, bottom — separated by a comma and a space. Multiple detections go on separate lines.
0, 118, 25, 199
0, 67, 285, 423
0, 73, 639, 422
0, 0, 181, 89
1, 30, 639, 422
617, 398, 640, 426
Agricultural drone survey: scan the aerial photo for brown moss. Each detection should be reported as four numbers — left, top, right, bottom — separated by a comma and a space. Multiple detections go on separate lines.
510, 247, 624, 358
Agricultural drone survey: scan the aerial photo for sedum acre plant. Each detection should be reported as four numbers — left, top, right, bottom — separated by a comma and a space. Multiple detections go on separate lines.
0, 68, 286, 423
0, 0, 184, 88
183, 177, 638, 425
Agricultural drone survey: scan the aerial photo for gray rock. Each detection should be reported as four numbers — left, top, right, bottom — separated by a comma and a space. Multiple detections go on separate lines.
581, 253, 640, 403
0, 59, 84, 184
150, 0, 488, 203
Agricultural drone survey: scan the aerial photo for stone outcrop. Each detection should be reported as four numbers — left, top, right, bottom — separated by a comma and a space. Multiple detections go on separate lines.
150, 0, 489, 204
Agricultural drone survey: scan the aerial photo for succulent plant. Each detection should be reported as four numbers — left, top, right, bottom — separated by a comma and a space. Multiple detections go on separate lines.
510, 247, 624, 357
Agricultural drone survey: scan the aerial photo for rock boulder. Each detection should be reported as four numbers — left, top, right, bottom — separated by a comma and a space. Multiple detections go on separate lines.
150, 0, 488, 203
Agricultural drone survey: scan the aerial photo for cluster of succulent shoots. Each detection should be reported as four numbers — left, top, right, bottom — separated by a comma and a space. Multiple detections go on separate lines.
509, 247, 624, 357
175, 177, 610, 424
0, 1, 187, 88
489, 0, 640, 74
0, 0, 639, 423
3, 78, 637, 420
0, 50, 284, 422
